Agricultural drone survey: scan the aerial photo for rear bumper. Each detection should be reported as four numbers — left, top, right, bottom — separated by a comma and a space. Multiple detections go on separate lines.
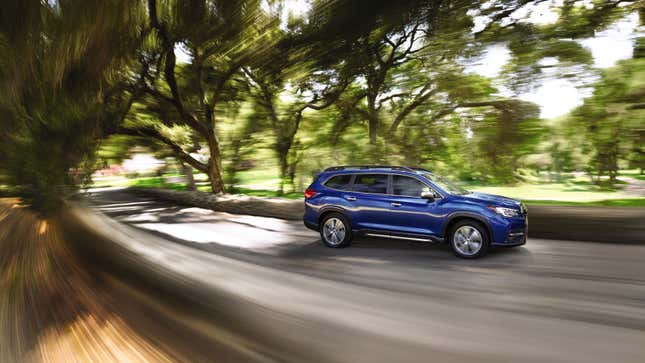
304, 218, 319, 231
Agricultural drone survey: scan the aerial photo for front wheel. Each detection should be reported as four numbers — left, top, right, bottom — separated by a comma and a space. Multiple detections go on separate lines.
449, 220, 490, 259
320, 213, 352, 248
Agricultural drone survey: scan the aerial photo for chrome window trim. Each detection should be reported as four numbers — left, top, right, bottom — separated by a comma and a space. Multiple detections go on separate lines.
321, 173, 355, 192
391, 174, 443, 199
322, 172, 444, 199
351, 173, 390, 195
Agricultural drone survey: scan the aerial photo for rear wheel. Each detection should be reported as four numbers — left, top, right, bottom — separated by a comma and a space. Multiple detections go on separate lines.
449, 220, 490, 259
320, 213, 352, 248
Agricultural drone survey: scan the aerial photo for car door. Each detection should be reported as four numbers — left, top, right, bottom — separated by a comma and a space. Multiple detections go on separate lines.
387, 175, 443, 237
346, 173, 395, 231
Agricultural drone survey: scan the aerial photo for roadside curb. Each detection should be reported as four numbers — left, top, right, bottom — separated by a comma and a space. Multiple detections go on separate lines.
130, 187, 304, 220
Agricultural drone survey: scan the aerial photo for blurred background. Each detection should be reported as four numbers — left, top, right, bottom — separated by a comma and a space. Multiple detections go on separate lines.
1, 1, 645, 362
0, 0, 643, 208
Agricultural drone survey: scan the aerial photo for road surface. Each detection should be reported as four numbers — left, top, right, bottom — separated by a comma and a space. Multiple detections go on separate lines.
80, 188, 645, 363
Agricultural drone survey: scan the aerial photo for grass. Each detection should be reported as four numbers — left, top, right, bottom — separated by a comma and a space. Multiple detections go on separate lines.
524, 198, 645, 207
620, 169, 645, 181
467, 183, 630, 203
228, 187, 302, 199
131, 177, 189, 191
235, 169, 282, 187
128, 176, 303, 199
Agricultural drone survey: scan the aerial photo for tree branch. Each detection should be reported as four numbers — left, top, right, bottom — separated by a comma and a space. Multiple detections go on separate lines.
147, 0, 208, 137
116, 126, 208, 172
387, 84, 437, 134
377, 92, 408, 110
210, 63, 242, 110
242, 67, 280, 129
142, 86, 209, 135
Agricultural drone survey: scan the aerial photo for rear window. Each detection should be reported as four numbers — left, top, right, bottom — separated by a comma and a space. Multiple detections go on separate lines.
353, 174, 388, 194
324, 174, 353, 190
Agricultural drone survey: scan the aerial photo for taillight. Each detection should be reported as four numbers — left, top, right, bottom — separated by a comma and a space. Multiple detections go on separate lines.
304, 188, 317, 199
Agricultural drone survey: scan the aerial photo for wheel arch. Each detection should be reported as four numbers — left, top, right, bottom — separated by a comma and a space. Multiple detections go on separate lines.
443, 213, 493, 242
318, 207, 351, 225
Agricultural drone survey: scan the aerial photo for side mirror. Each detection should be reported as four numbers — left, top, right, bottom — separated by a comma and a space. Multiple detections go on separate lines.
420, 191, 435, 201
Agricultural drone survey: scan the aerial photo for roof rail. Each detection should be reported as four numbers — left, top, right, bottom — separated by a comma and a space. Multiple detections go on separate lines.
323, 165, 417, 172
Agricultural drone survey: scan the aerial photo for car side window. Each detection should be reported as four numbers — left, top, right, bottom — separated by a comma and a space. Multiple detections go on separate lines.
353, 174, 388, 194
324, 174, 353, 190
392, 175, 429, 197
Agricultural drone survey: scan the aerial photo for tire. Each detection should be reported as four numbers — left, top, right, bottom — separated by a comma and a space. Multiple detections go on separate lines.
449, 220, 490, 259
319, 212, 352, 248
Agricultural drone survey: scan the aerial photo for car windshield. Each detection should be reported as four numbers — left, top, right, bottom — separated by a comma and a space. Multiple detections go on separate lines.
420, 172, 469, 195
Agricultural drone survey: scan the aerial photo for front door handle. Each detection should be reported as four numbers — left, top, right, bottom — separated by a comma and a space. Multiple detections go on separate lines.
345, 196, 357, 201
391, 202, 402, 207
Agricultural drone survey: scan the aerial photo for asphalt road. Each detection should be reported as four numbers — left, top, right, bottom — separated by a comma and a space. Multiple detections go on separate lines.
82, 188, 645, 363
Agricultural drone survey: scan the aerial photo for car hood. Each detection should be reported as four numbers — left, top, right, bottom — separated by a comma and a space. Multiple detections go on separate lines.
456, 192, 522, 209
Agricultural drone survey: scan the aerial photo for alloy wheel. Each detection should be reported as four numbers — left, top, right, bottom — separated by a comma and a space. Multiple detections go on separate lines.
323, 217, 346, 246
453, 225, 483, 256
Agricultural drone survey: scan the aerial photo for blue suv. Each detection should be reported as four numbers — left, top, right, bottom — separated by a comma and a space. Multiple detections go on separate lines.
303, 166, 527, 258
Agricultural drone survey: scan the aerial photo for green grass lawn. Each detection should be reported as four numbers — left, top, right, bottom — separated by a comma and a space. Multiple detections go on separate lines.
522, 198, 645, 207
467, 183, 629, 202
620, 169, 645, 181
124, 175, 303, 199
235, 169, 282, 188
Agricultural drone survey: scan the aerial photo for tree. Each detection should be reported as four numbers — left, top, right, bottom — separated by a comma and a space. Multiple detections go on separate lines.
568, 42, 645, 182
0, 0, 145, 212
243, 62, 348, 194
118, 0, 267, 193
303, 0, 583, 157
321, 2, 477, 148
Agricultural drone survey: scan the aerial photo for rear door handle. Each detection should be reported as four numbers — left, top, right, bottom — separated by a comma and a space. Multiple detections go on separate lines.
391, 202, 402, 207
345, 196, 357, 201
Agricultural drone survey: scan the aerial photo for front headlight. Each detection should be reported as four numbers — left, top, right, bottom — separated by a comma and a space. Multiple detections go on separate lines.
488, 205, 520, 218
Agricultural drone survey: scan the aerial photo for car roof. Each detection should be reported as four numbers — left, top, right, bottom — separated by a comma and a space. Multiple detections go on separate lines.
319, 165, 431, 177
324, 165, 424, 172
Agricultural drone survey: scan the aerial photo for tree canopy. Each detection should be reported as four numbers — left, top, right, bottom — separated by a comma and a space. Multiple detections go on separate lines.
0, 0, 642, 211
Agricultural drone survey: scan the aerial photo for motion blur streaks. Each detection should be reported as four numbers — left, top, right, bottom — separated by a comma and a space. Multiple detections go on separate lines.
3, 191, 645, 363
0, 201, 175, 362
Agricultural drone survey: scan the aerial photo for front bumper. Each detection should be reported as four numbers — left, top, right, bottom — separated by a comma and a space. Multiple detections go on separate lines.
500, 229, 527, 246
491, 215, 528, 246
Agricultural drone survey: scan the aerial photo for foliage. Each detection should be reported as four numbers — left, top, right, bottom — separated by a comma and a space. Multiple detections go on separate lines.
0, 0, 145, 212
565, 46, 645, 181
0, 0, 642, 212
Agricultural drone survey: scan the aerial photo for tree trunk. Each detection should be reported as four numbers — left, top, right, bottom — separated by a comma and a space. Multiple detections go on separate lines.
288, 159, 298, 194
208, 161, 224, 194
367, 98, 378, 145
206, 132, 225, 194
225, 139, 243, 193
278, 151, 288, 196
179, 161, 196, 191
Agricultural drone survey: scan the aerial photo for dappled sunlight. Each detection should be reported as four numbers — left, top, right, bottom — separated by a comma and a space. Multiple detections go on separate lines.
26, 313, 173, 363
134, 208, 316, 251
91, 189, 317, 252
137, 220, 305, 249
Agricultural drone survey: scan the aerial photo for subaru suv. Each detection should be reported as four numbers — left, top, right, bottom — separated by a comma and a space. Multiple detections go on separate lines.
303, 166, 527, 258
